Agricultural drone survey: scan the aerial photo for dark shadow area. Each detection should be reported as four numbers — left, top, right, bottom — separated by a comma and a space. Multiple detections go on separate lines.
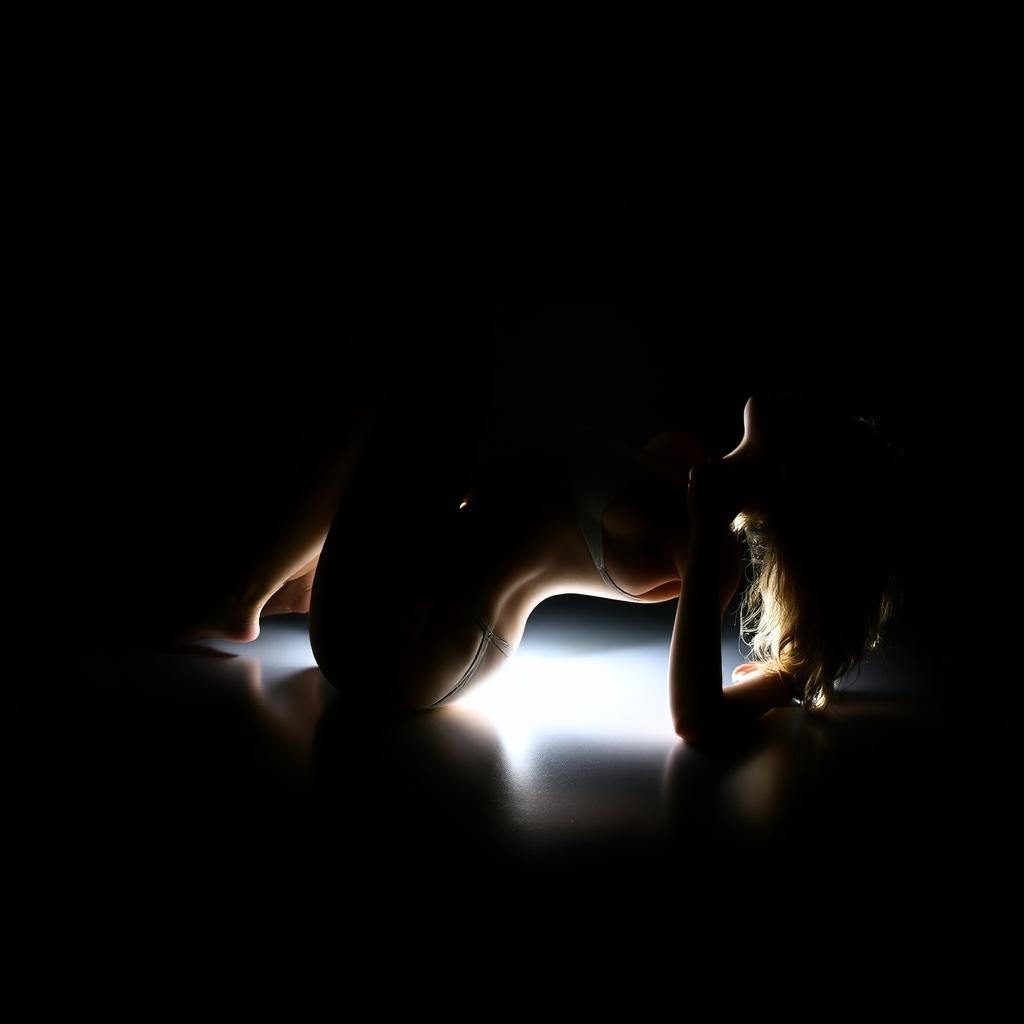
311, 690, 518, 881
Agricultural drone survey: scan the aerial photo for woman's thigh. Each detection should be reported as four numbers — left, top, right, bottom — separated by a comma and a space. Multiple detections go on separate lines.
309, 303, 499, 708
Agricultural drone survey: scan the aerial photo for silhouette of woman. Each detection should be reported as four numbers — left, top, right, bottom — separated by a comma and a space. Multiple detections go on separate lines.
181, 305, 904, 746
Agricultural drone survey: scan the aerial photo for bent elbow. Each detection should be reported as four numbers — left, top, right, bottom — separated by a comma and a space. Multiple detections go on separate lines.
675, 710, 758, 749
674, 718, 709, 747
674, 701, 744, 747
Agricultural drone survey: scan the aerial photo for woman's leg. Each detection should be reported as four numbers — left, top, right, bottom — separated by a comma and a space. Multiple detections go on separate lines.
176, 378, 386, 643
308, 304, 499, 709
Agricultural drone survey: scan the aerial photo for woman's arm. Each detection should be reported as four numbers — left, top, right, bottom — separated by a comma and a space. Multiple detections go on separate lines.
669, 460, 797, 745
669, 515, 737, 744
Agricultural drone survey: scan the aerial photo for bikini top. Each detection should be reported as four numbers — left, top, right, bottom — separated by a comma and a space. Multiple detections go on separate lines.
557, 424, 663, 601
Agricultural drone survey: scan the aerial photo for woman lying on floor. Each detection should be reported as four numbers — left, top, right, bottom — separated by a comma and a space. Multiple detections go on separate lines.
176, 306, 905, 747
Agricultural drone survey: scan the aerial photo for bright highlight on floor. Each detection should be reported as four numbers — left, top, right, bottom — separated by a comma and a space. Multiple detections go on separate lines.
454, 621, 756, 776
202, 615, 754, 775
459, 641, 678, 769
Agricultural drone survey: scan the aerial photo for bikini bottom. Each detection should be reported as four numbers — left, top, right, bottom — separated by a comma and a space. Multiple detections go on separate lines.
427, 609, 513, 707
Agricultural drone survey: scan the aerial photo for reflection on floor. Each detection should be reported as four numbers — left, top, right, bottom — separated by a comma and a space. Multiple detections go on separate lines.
26, 596, 1014, 928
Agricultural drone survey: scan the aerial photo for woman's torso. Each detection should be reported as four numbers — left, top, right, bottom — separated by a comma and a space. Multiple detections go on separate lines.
454, 423, 734, 652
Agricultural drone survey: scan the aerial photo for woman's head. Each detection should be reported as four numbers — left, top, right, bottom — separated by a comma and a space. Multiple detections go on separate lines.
726, 391, 907, 711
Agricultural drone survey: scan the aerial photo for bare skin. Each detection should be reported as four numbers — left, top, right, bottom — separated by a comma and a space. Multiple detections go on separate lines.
672, 395, 803, 744
183, 383, 793, 737
177, 385, 385, 644
305, 411, 752, 713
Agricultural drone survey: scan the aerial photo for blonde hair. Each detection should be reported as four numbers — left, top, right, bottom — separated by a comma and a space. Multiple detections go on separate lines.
729, 397, 906, 712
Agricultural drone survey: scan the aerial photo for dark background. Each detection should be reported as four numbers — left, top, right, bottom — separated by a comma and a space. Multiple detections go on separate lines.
17, 156, 1006, 725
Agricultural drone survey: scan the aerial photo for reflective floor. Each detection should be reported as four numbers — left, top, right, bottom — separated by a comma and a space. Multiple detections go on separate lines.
24, 597, 1014, 929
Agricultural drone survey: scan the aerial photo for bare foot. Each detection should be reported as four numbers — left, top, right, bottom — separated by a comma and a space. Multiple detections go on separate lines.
172, 563, 318, 645
175, 591, 263, 644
